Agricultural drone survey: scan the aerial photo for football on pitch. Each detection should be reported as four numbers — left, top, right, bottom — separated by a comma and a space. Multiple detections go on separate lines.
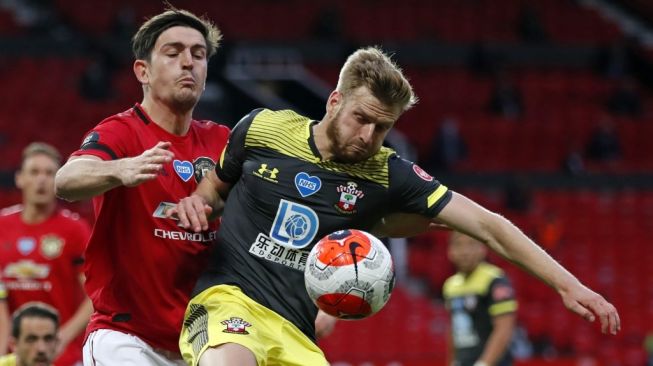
304, 229, 395, 319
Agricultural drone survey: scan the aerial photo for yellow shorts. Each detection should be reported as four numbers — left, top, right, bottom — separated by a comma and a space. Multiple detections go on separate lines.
179, 285, 328, 366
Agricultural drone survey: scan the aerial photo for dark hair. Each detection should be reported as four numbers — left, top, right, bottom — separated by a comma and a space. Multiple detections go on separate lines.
12, 302, 59, 339
132, 7, 221, 61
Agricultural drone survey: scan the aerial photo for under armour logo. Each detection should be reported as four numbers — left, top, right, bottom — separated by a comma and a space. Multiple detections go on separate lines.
255, 163, 279, 182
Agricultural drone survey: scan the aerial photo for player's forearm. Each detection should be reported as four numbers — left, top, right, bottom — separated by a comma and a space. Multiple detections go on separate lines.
478, 315, 515, 365
483, 214, 580, 292
194, 170, 225, 214
59, 298, 93, 344
55, 158, 123, 201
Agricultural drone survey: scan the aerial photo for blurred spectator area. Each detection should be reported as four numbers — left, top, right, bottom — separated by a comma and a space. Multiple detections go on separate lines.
44, 0, 621, 43
321, 189, 653, 366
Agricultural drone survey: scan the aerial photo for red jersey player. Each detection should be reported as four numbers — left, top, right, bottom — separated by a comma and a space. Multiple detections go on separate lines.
55, 7, 228, 366
0, 142, 92, 366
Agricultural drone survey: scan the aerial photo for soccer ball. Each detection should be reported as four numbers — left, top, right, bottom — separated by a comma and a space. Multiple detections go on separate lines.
304, 229, 395, 319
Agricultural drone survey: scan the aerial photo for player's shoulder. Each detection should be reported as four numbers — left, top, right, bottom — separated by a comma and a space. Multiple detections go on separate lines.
0, 204, 22, 218
94, 105, 143, 131
0, 354, 15, 366
191, 119, 231, 136
55, 208, 87, 225
249, 108, 311, 134
443, 272, 465, 294
476, 262, 505, 280
0, 353, 16, 366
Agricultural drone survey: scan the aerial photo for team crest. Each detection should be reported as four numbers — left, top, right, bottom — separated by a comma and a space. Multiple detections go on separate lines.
334, 182, 364, 215
221, 317, 251, 334
193, 157, 215, 183
17, 237, 36, 256
412, 164, 434, 182
40, 235, 64, 259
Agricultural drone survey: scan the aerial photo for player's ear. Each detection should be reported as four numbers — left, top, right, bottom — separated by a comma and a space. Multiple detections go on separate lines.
133, 59, 149, 85
15, 169, 24, 190
326, 90, 342, 115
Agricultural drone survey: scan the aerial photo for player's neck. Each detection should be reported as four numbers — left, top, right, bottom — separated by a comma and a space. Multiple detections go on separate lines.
21, 202, 55, 224
311, 121, 334, 161
140, 98, 193, 136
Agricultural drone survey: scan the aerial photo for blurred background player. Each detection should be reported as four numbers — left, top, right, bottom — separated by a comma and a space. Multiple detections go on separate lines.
0, 143, 91, 366
54, 7, 229, 366
0, 280, 8, 356
0, 302, 60, 366
444, 232, 517, 366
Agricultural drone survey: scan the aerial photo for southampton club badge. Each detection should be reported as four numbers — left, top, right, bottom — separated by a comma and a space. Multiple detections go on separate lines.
221, 317, 251, 334
40, 235, 64, 259
334, 182, 364, 215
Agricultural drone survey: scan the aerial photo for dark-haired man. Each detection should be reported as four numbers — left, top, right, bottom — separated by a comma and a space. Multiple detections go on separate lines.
0, 142, 91, 366
0, 302, 60, 366
55, 8, 229, 365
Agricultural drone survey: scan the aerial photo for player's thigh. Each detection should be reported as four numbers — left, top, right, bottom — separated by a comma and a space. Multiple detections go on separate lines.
267, 321, 329, 366
198, 343, 257, 366
180, 285, 269, 366
83, 329, 182, 366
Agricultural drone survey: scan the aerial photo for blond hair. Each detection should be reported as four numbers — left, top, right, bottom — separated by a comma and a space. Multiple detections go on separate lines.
21, 142, 61, 167
336, 47, 418, 111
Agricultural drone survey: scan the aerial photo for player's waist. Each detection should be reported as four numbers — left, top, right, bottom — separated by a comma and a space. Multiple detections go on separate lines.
87, 314, 183, 353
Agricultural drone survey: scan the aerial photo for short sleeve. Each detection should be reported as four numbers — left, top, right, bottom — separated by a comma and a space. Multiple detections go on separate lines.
70, 119, 132, 161
487, 276, 518, 317
216, 109, 263, 183
388, 156, 452, 217
0, 277, 6, 300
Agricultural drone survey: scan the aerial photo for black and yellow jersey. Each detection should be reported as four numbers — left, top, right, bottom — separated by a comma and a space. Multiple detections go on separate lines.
194, 108, 452, 341
443, 262, 517, 366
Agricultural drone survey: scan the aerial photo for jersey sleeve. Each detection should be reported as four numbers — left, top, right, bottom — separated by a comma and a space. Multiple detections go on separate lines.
487, 276, 518, 317
70, 119, 132, 161
387, 156, 452, 217
216, 108, 264, 183
0, 278, 6, 300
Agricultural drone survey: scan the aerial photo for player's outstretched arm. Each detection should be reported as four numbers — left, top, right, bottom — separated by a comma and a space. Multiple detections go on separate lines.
315, 310, 338, 339
436, 192, 621, 335
372, 212, 451, 238
172, 169, 231, 233
55, 141, 174, 201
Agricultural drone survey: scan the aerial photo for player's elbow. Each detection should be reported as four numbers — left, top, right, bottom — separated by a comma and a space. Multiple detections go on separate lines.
54, 166, 81, 201
478, 212, 514, 259
54, 169, 72, 201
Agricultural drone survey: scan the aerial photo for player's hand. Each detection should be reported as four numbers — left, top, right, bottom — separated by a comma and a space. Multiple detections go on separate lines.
170, 194, 213, 232
117, 141, 174, 187
315, 310, 338, 339
559, 282, 620, 335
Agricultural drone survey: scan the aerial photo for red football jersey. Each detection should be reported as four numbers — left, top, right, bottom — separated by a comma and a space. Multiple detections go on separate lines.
70, 104, 229, 352
0, 205, 90, 366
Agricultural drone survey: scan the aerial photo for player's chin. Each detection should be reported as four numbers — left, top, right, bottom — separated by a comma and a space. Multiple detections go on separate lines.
172, 92, 200, 110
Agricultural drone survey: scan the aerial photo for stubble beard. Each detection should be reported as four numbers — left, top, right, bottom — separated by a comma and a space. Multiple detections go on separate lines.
170, 88, 200, 113
326, 112, 372, 164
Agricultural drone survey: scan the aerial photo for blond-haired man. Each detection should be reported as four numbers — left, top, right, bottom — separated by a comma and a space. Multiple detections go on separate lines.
174, 47, 619, 366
